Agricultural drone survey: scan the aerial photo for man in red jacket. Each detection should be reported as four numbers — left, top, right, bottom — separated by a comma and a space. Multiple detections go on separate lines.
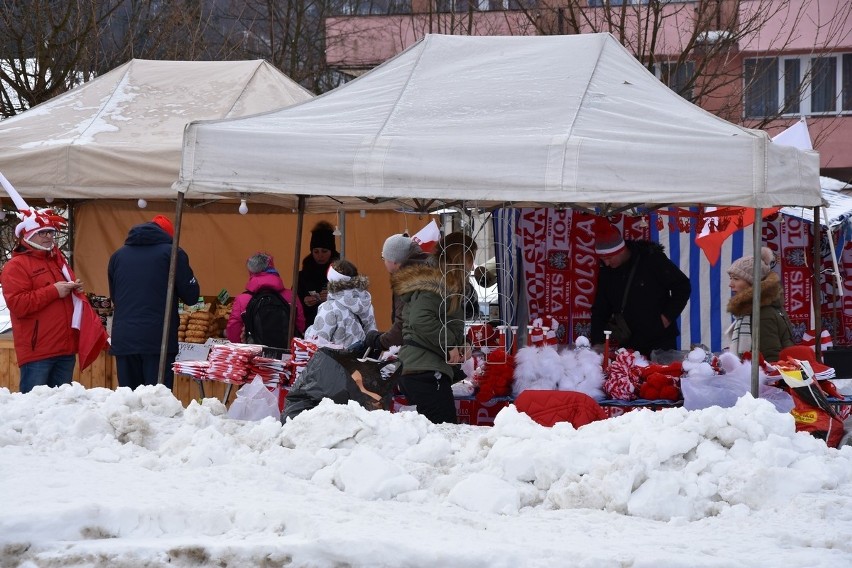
1, 214, 84, 393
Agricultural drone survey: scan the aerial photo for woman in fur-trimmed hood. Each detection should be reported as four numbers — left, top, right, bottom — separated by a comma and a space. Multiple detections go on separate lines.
724, 247, 794, 362
391, 231, 475, 424
304, 260, 377, 347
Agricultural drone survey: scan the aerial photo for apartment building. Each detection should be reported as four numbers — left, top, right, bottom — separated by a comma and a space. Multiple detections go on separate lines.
326, 0, 852, 182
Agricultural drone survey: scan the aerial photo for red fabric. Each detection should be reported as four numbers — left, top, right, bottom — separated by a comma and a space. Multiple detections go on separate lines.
695, 207, 780, 266
475, 349, 515, 402
514, 390, 607, 428
638, 372, 681, 401
0, 247, 78, 366
783, 380, 846, 448
76, 296, 110, 371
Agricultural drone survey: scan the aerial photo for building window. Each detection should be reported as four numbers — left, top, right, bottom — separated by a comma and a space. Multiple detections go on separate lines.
744, 53, 852, 118
744, 58, 778, 118
435, 0, 475, 12
657, 61, 695, 101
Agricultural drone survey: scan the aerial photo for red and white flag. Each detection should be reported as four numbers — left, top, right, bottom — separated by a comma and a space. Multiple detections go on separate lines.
695, 207, 780, 266
411, 220, 440, 253
800, 329, 833, 352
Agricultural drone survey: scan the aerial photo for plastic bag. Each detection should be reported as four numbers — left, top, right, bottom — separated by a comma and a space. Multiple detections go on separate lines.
227, 375, 280, 421
681, 374, 793, 413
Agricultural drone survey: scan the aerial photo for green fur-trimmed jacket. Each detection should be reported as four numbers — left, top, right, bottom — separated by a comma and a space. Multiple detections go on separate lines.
391, 264, 465, 378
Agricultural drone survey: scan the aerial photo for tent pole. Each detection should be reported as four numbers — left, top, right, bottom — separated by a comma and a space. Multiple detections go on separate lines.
288, 196, 306, 342
338, 209, 346, 258
158, 192, 185, 385
812, 206, 823, 363
750, 210, 763, 397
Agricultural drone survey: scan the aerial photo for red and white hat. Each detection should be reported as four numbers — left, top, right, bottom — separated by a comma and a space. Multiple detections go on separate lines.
16, 207, 67, 240
0, 171, 66, 240
593, 217, 625, 258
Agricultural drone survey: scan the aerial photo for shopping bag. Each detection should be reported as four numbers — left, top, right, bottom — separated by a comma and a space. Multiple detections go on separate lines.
227, 375, 280, 421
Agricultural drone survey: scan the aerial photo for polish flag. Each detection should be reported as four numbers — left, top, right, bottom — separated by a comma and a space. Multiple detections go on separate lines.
695, 120, 811, 265
412, 220, 441, 253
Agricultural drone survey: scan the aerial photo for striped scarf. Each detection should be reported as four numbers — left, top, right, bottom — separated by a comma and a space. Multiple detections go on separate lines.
725, 314, 752, 356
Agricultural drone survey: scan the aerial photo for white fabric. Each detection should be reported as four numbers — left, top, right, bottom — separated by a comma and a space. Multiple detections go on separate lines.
326, 265, 351, 282
61, 264, 83, 331
177, 34, 820, 212
0, 60, 312, 200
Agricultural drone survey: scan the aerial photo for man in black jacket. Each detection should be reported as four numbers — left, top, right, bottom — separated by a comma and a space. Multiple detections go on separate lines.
590, 219, 691, 356
108, 216, 200, 389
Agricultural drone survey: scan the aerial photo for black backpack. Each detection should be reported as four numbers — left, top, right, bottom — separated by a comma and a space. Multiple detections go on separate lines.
241, 288, 291, 348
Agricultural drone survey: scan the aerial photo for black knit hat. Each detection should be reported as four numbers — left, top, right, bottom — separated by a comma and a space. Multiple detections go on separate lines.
309, 220, 336, 251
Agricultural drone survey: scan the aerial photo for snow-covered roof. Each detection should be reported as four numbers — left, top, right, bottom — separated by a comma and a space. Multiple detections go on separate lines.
0, 59, 312, 200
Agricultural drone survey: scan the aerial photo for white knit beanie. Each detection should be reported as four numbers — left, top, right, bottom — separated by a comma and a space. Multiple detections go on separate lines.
728, 247, 775, 284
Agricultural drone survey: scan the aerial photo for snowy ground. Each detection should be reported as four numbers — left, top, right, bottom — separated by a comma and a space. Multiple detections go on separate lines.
2, 383, 852, 567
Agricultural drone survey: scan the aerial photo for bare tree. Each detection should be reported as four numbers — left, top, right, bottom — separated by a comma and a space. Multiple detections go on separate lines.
0, 0, 245, 119
516, 0, 852, 133
325, 0, 852, 141
0, 1, 124, 117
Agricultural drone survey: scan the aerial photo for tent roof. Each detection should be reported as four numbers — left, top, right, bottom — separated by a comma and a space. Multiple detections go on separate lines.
177, 33, 821, 213
0, 59, 312, 200
780, 177, 852, 228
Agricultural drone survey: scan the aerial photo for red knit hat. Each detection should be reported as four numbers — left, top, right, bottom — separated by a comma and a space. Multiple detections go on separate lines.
151, 215, 174, 237
593, 217, 625, 258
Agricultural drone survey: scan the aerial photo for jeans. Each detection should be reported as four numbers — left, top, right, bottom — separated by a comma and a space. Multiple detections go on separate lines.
19, 354, 77, 394
116, 353, 176, 390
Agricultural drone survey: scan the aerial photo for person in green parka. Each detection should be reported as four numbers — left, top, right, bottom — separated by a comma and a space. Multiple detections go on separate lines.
724, 246, 794, 362
392, 231, 476, 424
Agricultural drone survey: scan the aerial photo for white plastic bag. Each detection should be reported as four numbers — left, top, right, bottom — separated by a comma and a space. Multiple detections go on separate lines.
227, 375, 280, 421
681, 374, 793, 413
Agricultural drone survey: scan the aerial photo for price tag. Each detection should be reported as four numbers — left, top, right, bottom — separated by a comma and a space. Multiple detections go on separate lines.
176, 342, 211, 362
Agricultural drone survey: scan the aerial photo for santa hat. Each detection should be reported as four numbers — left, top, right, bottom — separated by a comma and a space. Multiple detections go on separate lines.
151, 215, 174, 237
593, 217, 625, 258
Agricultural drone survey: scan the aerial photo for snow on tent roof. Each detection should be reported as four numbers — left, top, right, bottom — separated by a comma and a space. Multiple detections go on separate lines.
0, 59, 313, 200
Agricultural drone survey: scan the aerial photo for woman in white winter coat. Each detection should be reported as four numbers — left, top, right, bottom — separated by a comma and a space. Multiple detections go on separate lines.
304, 260, 377, 347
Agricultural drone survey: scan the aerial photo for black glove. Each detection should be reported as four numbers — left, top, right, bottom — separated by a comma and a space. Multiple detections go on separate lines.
347, 340, 367, 356
364, 329, 383, 352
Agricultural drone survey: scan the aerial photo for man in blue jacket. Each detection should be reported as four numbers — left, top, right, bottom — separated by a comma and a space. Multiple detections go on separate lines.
108, 215, 200, 389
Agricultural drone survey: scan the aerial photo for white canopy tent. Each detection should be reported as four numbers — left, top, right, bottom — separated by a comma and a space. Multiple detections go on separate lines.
172, 33, 824, 392
176, 33, 820, 212
0, 59, 313, 201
